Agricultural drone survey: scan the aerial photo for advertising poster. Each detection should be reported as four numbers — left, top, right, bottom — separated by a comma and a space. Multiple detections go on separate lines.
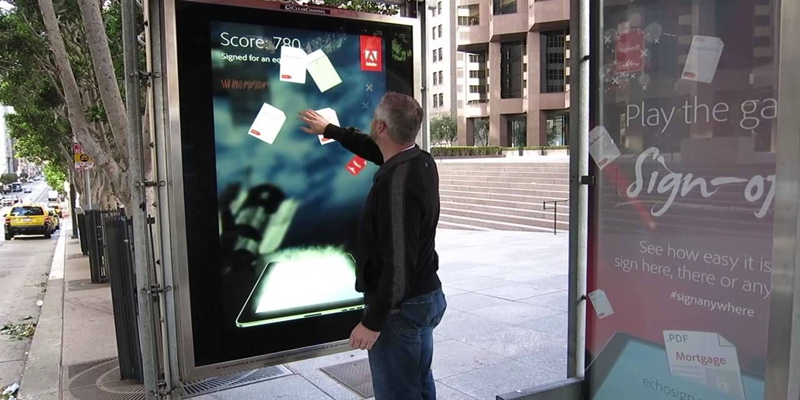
586, 1, 778, 399
174, 0, 415, 372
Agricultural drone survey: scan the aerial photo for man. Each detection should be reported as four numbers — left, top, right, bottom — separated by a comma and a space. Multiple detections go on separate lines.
299, 92, 446, 400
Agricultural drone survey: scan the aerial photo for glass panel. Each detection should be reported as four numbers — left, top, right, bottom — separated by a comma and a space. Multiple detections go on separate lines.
501, 42, 523, 98
543, 31, 566, 93
493, 0, 517, 15
587, 2, 779, 400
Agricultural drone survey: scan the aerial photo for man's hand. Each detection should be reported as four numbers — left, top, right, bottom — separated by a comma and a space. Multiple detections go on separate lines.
298, 110, 330, 135
349, 323, 380, 351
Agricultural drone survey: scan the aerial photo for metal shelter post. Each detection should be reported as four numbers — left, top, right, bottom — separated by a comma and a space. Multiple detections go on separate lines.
122, 0, 160, 398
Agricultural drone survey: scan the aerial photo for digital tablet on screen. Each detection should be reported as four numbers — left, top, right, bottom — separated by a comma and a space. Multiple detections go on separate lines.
586, 333, 764, 400
236, 255, 365, 328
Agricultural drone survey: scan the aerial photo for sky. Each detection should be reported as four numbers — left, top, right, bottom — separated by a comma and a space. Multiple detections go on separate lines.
0, 1, 12, 11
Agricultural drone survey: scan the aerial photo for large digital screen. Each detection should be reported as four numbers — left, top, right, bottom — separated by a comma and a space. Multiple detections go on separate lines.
173, 0, 416, 373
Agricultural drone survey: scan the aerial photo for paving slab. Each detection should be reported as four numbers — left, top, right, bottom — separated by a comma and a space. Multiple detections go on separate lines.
432, 340, 509, 380
445, 292, 517, 312
516, 312, 569, 339
204, 375, 333, 400
466, 302, 562, 325
475, 283, 561, 301
440, 360, 564, 400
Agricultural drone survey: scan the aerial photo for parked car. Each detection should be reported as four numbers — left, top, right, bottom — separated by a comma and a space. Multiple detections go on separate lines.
3, 204, 55, 240
24, 188, 32, 193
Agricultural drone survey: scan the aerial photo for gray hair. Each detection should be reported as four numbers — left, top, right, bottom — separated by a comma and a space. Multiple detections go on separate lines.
374, 92, 423, 145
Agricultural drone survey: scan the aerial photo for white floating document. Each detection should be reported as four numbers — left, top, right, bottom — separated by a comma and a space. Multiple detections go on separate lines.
279, 46, 308, 84
588, 289, 614, 319
248, 103, 286, 145
315, 108, 340, 145
663, 331, 745, 399
588, 126, 621, 170
307, 50, 342, 93
682, 36, 724, 84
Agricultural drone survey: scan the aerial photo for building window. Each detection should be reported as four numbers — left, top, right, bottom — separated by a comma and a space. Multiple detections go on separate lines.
438, 71, 443, 84
432, 27, 436, 40
501, 41, 523, 99
438, 93, 444, 108
469, 70, 486, 79
493, 0, 516, 15
433, 94, 438, 108
438, 25, 443, 38
507, 116, 527, 147
438, 47, 443, 61
437, 1, 442, 15
542, 31, 567, 93
432, 49, 438, 62
546, 112, 570, 146
468, 53, 486, 63
433, 72, 438, 86
457, 4, 480, 26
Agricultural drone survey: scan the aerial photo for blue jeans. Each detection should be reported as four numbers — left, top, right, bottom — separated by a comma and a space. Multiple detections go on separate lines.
368, 289, 447, 400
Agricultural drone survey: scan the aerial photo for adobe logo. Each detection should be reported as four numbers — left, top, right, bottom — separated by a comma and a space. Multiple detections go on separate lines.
360, 36, 382, 72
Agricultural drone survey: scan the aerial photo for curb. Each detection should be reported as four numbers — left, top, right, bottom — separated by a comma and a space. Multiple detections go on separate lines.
18, 227, 67, 400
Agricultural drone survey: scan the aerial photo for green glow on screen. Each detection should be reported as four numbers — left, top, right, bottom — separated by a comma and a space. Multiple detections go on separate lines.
256, 247, 361, 314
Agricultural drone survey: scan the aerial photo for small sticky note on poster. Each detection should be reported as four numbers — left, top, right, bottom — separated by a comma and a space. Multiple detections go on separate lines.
315, 108, 340, 145
345, 156, 367, 176
663, 331, 745, 399
588, 126, 621, 170
682, 36, 724, 84
248, 103, 286, 145
280, 46, 308, 84
307, 50, 342, 93
588, 289, 614, 319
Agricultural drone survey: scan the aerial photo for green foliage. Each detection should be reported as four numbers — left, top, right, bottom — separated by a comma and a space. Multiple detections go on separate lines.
43, 163, 67, 193
321, 0, 399, 15
19, 172, 28, 179
501, 145, 569, 151
430, 146, 503, 157
430, 114, 457, 145
0, 173, 19, 185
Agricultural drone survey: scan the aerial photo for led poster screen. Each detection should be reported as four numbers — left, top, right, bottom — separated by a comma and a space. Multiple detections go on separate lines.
174, 0, 415, 369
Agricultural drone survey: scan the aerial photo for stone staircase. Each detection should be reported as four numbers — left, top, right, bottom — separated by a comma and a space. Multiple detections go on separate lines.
437, 161, 570, 232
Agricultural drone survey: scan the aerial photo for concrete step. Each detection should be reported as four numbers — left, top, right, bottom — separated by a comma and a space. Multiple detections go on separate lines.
438, 173, 570, 185
439, 179, 569, 192
440, 194, 568, 212
442, 207, 569, 230
439, 214, 565, 233
441, 200, 570, 222
440, 189, 566, 203
437, 221, 491, 231
438, 170, 569, 179
440, 184, 568, 198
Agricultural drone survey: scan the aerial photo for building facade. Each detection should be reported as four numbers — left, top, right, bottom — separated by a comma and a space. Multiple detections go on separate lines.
454, 0, 570, 147
0, 106, 16, 175
427, 0, 458, 118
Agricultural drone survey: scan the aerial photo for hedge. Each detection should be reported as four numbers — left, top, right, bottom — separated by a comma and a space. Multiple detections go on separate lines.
430, 146, 504, 157
502, 145, 570, 151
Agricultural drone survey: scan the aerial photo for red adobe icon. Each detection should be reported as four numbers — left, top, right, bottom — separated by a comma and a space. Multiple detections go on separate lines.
360, 36, 382, 72
345, 156, 367, 176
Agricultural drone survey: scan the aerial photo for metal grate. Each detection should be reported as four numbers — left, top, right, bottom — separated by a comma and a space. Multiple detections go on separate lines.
67, 279, 109, 292
320, 358, 374, 398
63, 358, 144, 400
64, 358, 292, 399
182, 365, 292, 397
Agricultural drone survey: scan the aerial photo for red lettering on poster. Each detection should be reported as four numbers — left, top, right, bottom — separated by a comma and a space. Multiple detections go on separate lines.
360, 36, 382, 72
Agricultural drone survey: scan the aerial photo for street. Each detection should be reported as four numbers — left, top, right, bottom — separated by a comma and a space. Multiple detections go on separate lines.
0, 181, 60, 389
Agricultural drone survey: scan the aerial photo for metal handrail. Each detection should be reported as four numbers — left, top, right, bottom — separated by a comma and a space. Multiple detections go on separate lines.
543, 199, 569, 235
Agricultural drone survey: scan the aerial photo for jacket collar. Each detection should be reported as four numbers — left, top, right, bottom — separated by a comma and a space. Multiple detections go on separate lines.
374, 145, 421, 182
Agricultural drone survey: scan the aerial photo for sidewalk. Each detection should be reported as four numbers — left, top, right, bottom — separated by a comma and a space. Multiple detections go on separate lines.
20, 228, 569, 400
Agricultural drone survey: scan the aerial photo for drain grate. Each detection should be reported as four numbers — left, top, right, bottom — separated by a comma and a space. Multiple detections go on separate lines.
64, 358, 291, 399
320, 358, 373, 398
63, 358, 144, 400
182, 365, 292, 398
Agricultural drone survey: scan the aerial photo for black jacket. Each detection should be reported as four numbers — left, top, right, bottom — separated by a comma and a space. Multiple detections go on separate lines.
323, 124, 442, 331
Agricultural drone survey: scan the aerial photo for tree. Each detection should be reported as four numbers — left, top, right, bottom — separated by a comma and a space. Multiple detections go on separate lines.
474, 118, 489, 146
0, 173, 19, 185
42, 163, 67, 193
0, 0, 142, 209
320, 0, 399, 15
430, 114, 457, 146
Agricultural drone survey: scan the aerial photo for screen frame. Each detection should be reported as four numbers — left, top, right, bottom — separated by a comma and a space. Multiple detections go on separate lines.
161, 0, 421, 380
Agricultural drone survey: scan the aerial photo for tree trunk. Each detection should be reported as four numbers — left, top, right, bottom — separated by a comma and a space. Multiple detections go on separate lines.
38, 0, 130, 210
77, 0, 130, 165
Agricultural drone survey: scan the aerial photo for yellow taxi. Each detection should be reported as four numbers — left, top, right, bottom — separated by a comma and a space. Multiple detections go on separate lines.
50, 204, 63, 218
3, 204, 56, 240
46, 206, 61, 231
